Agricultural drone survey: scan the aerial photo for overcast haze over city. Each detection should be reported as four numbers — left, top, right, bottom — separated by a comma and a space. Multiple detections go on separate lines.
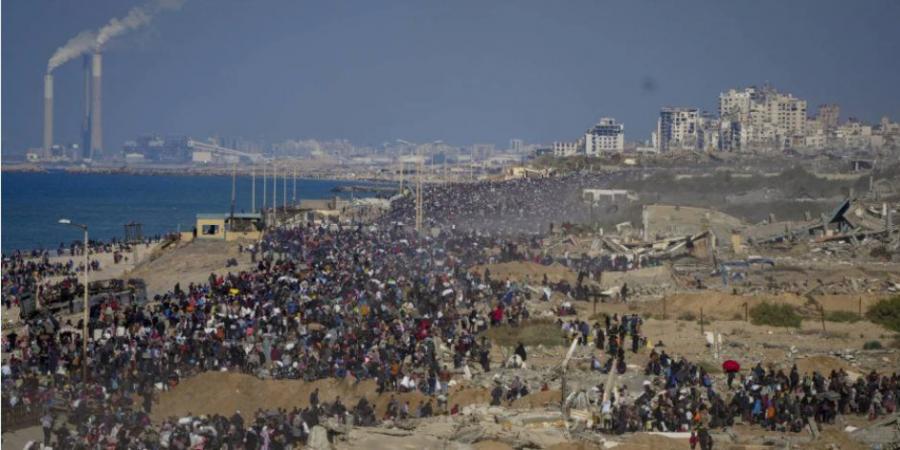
3, 0, 900, 153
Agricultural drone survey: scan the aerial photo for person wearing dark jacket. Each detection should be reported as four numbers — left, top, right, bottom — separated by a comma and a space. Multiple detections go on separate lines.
514, 342, 527, 362
310, 388, 319, 408
698, 427, 713, 450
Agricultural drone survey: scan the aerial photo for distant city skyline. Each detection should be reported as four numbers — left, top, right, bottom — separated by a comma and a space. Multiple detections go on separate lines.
3, 0, 900, 154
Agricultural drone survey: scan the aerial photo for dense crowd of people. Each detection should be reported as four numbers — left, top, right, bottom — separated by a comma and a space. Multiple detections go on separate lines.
385, 173, 638, 235
2, 254, 94, 313
2, 219, 549, 448
2, 236, 172, 314
592, 356, 898, 440
2, 180, 898, 449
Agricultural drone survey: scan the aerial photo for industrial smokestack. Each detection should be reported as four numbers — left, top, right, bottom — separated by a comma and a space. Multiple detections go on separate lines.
81, 55, 92, 161
47, 0, 186, 74
43, 74, 54, 157
89, 53, 103, 159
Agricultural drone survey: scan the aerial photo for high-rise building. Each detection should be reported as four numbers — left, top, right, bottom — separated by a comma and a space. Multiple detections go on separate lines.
509, 138, 524, 152
657, 107, 699, 152
816, 104, 840, 130
584, 117, 624, 155
718, 85, 807, 151
719, 88, 755, 123
697, 113, 720, 152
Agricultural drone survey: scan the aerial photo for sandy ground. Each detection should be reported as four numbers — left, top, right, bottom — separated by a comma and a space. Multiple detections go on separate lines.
125, 238, 256, 297
152, 371, 562, 423
0, 425, 43, 450
470, 261, 580, 285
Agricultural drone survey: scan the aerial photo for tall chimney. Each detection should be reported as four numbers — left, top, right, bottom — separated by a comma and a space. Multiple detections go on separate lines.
43, 74, 54, 157
89, 52, 103, 159
81, 54, 92, 161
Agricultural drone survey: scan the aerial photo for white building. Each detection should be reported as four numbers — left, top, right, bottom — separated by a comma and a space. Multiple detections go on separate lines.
552, 140, 581, 157
718, 86, 807, 151
836, 119, 874, 150
697, 114, 720, 152
719, 88, 754, 123
657, 107, 700, 152
584, 117, 625, 155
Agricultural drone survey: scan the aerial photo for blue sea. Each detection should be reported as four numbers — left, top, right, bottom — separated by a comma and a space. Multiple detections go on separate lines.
1, 171, 373, 253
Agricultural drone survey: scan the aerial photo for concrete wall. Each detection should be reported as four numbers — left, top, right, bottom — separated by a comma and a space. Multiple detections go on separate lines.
643, 204, 745, 245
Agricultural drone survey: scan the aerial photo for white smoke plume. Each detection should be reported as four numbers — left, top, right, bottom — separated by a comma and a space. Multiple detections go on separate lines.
47, 30, 97, 73
46, 0, 186, 73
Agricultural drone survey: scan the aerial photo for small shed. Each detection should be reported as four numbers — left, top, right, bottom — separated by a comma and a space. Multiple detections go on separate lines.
195, 213, 263, 241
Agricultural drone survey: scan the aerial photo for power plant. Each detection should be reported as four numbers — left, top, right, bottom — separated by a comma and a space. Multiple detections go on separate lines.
42, 74, 53, 157
38, 0, 185, 160
81, 55, 92, 159
43, 52, 103, 161
89, 53, 103, 159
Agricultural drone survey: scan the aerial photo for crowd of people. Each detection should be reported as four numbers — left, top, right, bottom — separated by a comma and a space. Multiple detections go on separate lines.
1, 254, 94, 313
385, 173, 642, 236
2, 218, 551, 448
2, 236, 174, 315
589, 354, 898, 441
3, 180, 898, 450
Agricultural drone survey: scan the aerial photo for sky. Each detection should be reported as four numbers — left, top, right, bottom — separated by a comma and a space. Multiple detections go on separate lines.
3, 0, 900, 153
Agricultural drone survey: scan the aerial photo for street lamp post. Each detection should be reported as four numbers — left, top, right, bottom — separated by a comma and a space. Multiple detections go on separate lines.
59, 218, 89, 381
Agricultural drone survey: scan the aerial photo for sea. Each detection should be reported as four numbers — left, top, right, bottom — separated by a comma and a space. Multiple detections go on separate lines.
0, 171, 377, 253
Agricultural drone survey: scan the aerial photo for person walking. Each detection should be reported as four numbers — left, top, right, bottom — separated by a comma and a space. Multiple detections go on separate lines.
41, 411, 53, 447
698, 427, 714, 450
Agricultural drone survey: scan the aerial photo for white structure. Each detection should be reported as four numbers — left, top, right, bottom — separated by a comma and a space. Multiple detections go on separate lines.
657, 107, 700, 152
718, 86, 807, 151
697, 114, 720, 152
719, 88, 754, 123
584, 117, 624, 155
836, 120, 874, 149
552, 140, 581, 157
583, 189, 633, 202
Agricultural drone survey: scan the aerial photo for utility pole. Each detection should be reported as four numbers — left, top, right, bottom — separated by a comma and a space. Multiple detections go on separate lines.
416, 147, 423, 233
81, 227, 88, 380
229, 163, 236, 231
292, 167, 297, 202
251, 166, 256, 213
273, 164, 277, 219
398, 153, 404, 195
59, 219, 89, 381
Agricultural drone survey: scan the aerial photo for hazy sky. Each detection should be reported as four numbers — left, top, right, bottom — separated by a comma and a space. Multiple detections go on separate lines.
3, 0, 900, 153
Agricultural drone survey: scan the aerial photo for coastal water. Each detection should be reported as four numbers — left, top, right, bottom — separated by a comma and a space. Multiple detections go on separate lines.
1, 171, 373, 253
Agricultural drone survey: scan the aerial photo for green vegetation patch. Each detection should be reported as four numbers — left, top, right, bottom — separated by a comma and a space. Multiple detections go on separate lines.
825, 310, 861, 323
482, 319, 567, 347
866, 296, 900, 332
750, 302, 802, 328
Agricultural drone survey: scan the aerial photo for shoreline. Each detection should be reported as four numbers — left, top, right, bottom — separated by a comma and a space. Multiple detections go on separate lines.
1, 164, 403, 185
0, 172, 400, 254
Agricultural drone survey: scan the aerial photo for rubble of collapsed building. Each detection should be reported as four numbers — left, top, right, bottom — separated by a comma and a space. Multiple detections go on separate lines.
293, 170, 900, 448
535, 196, 900, 300
748, 198, 899, 258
